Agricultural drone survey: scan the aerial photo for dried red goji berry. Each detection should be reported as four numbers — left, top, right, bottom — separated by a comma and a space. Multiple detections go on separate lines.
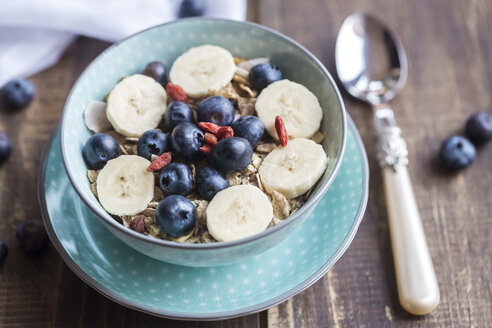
204, 132, 218, 146
147, 152, 172, 172
275, 116, 288, 146
166, 83, 188, 103
216, 126, 234, 141
200, 144, 213, 154
198, 122, 221, 134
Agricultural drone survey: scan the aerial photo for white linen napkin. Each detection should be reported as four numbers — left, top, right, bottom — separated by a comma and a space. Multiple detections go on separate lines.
0, 0, 247, 87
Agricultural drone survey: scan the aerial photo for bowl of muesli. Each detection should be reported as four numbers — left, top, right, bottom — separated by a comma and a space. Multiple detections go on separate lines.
60, 18, 347, 266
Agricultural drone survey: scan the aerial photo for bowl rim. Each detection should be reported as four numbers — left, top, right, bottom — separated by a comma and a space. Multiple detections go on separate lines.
60, 17, 347, 250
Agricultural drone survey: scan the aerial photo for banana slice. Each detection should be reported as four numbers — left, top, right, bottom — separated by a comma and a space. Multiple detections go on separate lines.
84, 100, 112, 133
96, 155, 155, 216
237, 57, 269, 71
207, 185, 273, 242
255, 79, 323, 140
106, 74, 167, 137
259, 138, 327, 199
169, 45, 236, 97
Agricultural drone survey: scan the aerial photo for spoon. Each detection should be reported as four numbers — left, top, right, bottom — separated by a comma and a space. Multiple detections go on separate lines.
335, 13, 439, 315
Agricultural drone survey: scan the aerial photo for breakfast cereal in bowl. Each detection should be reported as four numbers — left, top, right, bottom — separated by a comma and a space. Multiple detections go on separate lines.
81, 44, 328, 243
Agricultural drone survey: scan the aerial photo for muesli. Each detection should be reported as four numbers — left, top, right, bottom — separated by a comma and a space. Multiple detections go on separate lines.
81, 44, 328, 243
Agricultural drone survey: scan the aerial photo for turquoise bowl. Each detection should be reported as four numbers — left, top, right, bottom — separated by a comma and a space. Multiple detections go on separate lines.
60, 18, 347, 267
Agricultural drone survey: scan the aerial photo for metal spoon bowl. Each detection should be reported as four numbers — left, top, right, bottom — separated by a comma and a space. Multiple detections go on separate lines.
336, 13, 407, 105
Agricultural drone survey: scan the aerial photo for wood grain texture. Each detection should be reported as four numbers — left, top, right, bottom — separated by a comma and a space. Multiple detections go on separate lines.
261, 0, 492, 327
0, 0, 491, 327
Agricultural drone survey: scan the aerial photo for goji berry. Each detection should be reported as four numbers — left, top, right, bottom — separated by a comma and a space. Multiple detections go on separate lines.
166, 83, 188, 103
204, 132, 218, 146
200, 144, 213, 154
198, 122, 221, 134
275, 116, 288, 146
216, 126, 234, 141
147, 152, 172, 172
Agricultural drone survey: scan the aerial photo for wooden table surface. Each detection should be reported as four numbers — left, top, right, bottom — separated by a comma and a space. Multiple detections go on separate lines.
1, 0, 491, 326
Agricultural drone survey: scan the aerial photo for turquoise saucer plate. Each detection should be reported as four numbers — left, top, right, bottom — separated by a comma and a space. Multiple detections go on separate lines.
39, 117, 368, 320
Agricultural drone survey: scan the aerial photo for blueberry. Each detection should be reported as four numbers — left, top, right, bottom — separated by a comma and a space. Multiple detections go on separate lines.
195, 167, 229, 200
1, 79, 36, 110
143, 61, 168, 86
137, 130, 170, 160
16, 219, 48, 255
231, 116, 264, 147
0, 132, 12, 164
163, 101, 193, 131
212, 137, 253, 173
466, 112, 492, 143
171, 122, 204, 161
0, 238, 8, 266
197, 96, 235, 126
82, 133, 120, 169
156, 195, 196, 237
440, 136, 476, 170
178, 0, 206, 18
249, 63, 283, 92
159, 163, 193, 196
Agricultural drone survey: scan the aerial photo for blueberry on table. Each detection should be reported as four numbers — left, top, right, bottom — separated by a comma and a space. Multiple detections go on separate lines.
171, 122, 204, 161
143, 61, 168, 86
249, 63, 283, 92
156, 195, 196, 237
440, 135, 476, 170
1, 79, 36, 110
0, 132, 12, 164
212, 137, 253, 173
16, 219, 48, 255
159, 163, 193, 196
163, 101, 193, 131
196, 167, 229, 200
465, 112, 492, 143
82, 133, 120, 170
231, 115, 265, 147
0, 238, 8, 266
137, 130, 170, 160
197, 96, 235, 126
178, 0, 206, 18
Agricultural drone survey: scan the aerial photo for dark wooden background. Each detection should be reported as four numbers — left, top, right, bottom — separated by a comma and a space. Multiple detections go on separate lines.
1, 0, 491, 326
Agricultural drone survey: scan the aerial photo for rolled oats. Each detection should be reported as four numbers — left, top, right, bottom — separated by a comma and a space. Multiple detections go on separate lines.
236, 82, 257, 98
105, 129, 126, 145
141, 207, 156, 217
251, 152, 263, 169
271, 190, 291, 220
226, 171, 243, 186
86, 54, 323, 245
148, 224, 161, 237
232, 72, 249, 85
233, 56, 244, 65
255, 142, 276, 153
91, 182, 98, 197
119, 144, 128, 155
147, 201, 160, 208
237, 97, 256, 116
311, 130, 324, 144
152, 187, 163, 202
121, 215, 132, 227
170, 229, 194, 243
87, 170, 99, 183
